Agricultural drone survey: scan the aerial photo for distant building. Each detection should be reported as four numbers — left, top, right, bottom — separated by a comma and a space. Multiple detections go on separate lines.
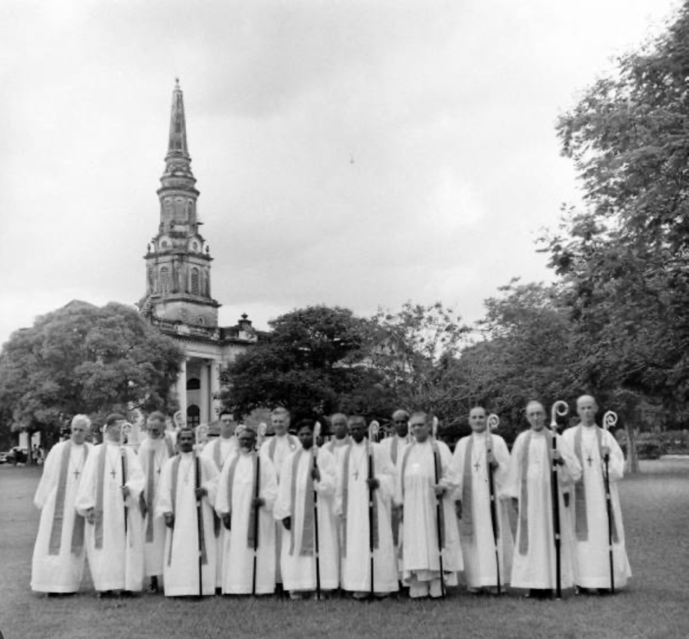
137, 80, 256, 426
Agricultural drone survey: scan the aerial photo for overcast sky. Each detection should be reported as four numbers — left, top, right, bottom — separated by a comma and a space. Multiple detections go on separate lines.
0, 0, 680, 346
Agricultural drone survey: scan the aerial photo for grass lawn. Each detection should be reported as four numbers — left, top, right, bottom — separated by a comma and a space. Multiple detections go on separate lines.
1, 460, 688, 639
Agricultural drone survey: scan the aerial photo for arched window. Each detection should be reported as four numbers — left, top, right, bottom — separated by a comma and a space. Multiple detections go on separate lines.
160, 266, 170, 294
187, 404, 200, 428
186, 377, 201, 390
191, 268, 200, 295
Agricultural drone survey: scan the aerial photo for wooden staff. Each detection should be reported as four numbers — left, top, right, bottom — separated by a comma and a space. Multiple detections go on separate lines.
432, 416, 446, 598
120, 423, 132, 538
603, 410, 618, 594
368, 420, 380, 598
252, 423, 267, 595
312, 422, 322, 600
549, 400, 569, 599
194, 425, 204, 597
486, 413, 502, 595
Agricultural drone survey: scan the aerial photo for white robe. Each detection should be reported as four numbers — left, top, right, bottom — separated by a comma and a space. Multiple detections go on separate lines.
138, 435, 174, 578
562, 425, 632, 589
380, 435, 411, 573
31, 441, 92, 593
216, 451, 278, 594
335, 440, 399, 593
260, 433, 300, 584
155, 452, 219, 596
273, 447, 339, 592
452, 432, 513, 588
504, 429, 581, 590
396, 439, 462, 583
201, 437, 239, 588
75, 442, 145, 592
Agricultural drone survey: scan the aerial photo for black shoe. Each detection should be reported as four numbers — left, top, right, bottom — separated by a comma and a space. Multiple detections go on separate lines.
97, 590, 114, 599
147, 577, 159, 594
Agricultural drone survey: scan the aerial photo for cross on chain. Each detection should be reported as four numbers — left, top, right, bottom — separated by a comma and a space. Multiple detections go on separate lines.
156, 467, 161, 476
353, 469, 360, 480
473, 461, 481, 472
110, 469, 117, 479
73, 469, 81, 479
586, 455, 593, 467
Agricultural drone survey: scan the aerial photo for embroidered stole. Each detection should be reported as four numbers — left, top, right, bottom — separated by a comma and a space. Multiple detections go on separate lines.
95, 445, 128, 550
48, 442, 89, 555
573, 426, 619, 543
167, 455, 208, 566
341, 441, 379, 557
288, 449, 316, 556
400, 440, 446, 549
224, 452, 259, 548
517, 430, 554, 555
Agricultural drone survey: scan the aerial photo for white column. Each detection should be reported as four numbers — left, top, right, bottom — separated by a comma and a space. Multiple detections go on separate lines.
200, 361, 210, 425
176, 358, 188, 423
210, 360, 221, 420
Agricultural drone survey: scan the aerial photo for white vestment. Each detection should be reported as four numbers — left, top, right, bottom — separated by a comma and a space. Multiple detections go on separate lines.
31, 441, 92, 593
75, 442, 145, 592
273, 447, 339, 592
201, 437, 239, 587
504, 429, 581, 590
260, 433, 300, 584
155, 452, 219, 596
216, 450, 278, 594
452, 432, 513, 588
380, 435, 410, 573
138, 435, 175, 578
397, 439, 463, 584
335, 440, 399, 594
562, 425, 632, 589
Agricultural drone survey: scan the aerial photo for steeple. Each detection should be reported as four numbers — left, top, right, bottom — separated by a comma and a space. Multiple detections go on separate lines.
161, 79, 196, 186
140, 80, 221, 329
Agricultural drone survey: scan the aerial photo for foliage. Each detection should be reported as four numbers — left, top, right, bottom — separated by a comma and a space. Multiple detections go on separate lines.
0, 300, 184, 443
219, 305, 392, 424
452, 280, 582, 442
542, 3, 689, 425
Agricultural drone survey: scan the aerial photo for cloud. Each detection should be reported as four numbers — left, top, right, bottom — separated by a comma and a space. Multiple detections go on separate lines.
0, 0, 681, 348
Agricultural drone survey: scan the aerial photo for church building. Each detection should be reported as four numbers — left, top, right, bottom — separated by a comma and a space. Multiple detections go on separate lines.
138, 80, 256, 427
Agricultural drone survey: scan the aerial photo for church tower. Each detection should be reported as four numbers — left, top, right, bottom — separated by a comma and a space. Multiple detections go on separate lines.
142, 79, 220, 328
139, 80, 257, 429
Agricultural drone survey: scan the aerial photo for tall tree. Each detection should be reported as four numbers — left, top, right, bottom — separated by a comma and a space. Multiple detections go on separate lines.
0, 300, 184, 447
545, 2, 689, 424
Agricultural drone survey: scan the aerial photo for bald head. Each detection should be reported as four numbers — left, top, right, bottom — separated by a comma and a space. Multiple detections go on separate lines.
577, 395, 598, 427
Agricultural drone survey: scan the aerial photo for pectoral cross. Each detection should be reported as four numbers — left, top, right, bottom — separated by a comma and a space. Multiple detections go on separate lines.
586, 455, 593, 467
73, 469, 81, 479
474, 461, 481, 472
156, 467, 161, 476
110, 469, 117, 479
353, 469, 360, 480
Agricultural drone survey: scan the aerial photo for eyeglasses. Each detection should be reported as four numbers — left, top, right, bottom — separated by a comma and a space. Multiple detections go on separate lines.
393, 420, 408, 424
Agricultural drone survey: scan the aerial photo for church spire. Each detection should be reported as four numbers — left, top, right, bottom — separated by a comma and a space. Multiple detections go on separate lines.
167, 78, 190, 161
162, 79, 195, 182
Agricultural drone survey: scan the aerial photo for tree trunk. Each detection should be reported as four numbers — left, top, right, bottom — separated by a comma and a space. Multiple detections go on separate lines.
625, 424, 639, 474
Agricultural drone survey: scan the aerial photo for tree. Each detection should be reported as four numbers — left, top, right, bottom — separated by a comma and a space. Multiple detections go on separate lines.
453, 280, 581, 442
368, 302, 470, 439
219, 305, 391, 424
544, 2, 689, 426
0, 300, 184, 448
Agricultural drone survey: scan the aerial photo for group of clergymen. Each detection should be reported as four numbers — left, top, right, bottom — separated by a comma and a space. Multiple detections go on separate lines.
30, 395, 631, 601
